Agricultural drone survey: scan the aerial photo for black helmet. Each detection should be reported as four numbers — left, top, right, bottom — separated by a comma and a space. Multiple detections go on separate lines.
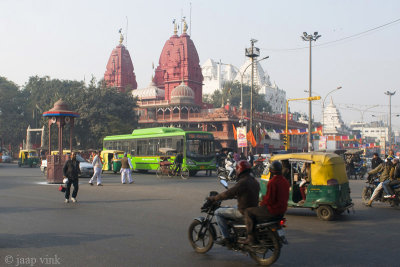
270, 161, 282, 174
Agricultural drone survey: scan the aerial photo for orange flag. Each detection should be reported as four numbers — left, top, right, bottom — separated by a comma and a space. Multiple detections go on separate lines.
247, 129, 257, 147
232, 124, 237, 140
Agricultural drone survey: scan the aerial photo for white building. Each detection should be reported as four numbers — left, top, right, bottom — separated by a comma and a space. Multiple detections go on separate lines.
322, 98, 348, 135
201, 58, 286, 114
201, 59, 237, 95
350, 121, 389, 142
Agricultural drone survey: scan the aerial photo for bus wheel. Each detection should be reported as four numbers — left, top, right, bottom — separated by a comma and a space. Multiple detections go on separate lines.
189, 170, 198, 177
181, 167, 189, 180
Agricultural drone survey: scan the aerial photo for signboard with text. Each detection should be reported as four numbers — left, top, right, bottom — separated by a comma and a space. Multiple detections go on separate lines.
237, 127, 247, 148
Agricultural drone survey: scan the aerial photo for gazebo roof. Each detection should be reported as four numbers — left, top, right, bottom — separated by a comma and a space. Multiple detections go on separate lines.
42, 99, 80, 117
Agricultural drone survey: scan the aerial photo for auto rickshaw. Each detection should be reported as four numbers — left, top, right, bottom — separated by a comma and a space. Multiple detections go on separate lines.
260, 152, 353, 221
101, 150, 124, 173
18, 149, 40, 167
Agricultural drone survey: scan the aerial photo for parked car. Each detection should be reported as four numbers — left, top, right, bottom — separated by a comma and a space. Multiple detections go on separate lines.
41, 154, 94, 177
2, 154, 12, 163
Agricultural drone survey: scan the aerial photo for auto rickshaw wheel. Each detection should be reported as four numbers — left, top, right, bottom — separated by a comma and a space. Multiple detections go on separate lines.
316, 205, 334, 221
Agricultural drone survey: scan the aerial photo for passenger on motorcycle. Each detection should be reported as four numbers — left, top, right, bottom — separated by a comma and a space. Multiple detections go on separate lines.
383, 158, 400, 198
225, 152, 235, 180
241, 161, 290, 245
207, 160, 260, 246
366, 158, 394, 207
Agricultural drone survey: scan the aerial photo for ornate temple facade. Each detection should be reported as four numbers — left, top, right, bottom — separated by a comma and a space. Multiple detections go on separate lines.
104, 33, 138, 93
130, 21, 307, 152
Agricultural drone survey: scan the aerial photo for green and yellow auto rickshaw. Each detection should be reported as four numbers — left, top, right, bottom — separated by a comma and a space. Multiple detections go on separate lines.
101, 150, 124, 173
18, 149, 40, 167
260, 152, 353, 221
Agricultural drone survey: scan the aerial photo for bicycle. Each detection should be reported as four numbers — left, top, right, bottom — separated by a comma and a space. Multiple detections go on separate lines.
156, 159, 189, 179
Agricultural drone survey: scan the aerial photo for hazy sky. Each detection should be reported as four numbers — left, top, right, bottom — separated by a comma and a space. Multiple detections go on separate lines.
1, 0, 400, 128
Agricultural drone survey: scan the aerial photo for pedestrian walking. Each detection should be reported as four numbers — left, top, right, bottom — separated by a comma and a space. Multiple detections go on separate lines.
62, 152, 81, 203
89, 150, 103, 186
120, 152, 133, 184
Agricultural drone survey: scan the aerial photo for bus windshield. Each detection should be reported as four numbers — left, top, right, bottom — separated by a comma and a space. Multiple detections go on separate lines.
186, 135, 214, 162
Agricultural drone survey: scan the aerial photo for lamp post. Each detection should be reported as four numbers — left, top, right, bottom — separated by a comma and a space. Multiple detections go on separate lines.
385, 90, 396, 148
286, 96, 321, 151
301, 31, 321, 152
322, 86, 342, 136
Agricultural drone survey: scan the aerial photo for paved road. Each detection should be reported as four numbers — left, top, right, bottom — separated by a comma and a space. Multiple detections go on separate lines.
0, 163, 398, 267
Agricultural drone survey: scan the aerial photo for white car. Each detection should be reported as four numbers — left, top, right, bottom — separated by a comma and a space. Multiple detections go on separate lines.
41, 154, 94, 178
2, 154, 12, 163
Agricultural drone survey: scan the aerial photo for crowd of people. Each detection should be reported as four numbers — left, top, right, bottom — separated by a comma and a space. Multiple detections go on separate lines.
62, 151, 135, 203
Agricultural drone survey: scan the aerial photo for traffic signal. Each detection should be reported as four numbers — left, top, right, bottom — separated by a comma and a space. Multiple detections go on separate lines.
283, 135, 288, 150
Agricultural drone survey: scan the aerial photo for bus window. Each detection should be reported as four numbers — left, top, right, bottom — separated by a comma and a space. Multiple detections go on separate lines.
122, 141, 129, 152
148, 139, 158, 156
137, 140, 148, 156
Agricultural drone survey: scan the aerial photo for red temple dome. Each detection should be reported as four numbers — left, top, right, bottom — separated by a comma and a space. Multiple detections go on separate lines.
104, 33, 138, 93
153, 21, 203, 105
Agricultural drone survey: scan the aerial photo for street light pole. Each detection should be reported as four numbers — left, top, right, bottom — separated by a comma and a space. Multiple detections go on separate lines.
385, 90, 396, 148
301, 32, 321, 152
322, 86, 342, 136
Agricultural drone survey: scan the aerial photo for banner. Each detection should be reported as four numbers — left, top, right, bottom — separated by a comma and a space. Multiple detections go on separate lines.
237, 127, 247, 148
247, 129, 257, 148
232, 124, 237, 141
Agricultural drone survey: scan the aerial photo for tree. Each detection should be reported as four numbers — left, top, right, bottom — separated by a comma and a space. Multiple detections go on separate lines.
0, 77, 27, 149
23, 76, 138, 150
204, 81, 272, 112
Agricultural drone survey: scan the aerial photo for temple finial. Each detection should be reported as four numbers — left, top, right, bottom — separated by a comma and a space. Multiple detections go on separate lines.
119, 28, 124, 45
173, 19, 177, 35
182, 17, 188, 34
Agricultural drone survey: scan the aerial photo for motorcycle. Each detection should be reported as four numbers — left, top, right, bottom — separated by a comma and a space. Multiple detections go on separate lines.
362, 176, 400, 207
350, 162, 367, 180
217, 165, 237, 182
188, 180, 288, 266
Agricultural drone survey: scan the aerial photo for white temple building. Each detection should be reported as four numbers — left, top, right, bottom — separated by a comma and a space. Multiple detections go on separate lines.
322, 98, 348, 135
201, 58, 286, 114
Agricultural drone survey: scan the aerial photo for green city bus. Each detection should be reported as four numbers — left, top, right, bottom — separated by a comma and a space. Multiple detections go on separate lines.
103, 127, 216, 176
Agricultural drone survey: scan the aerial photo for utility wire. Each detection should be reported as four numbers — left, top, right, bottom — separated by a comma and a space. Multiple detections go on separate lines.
261, 17, 400, 52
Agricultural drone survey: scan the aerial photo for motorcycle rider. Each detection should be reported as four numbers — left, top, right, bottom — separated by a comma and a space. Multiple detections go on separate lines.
241, 161, 290, 245
225, 152, 235, 180
371, 153, 383, 170
366, 157, 395, 207
207, 160, 260, 246
383, 157, 400, 198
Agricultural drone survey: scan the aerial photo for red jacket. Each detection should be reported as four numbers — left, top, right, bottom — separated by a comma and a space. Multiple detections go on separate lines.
260, 174, 290, 216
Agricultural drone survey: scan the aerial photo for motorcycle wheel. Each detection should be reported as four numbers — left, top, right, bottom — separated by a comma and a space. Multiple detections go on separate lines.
181, 167, 189, 180
249, 231, 281, 266
156, 167, 163, 178
188, 220, 214, 253
362, 187, 372, 203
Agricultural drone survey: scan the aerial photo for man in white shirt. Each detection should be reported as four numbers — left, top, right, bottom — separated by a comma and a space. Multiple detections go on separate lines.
89, 151, 103, 186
